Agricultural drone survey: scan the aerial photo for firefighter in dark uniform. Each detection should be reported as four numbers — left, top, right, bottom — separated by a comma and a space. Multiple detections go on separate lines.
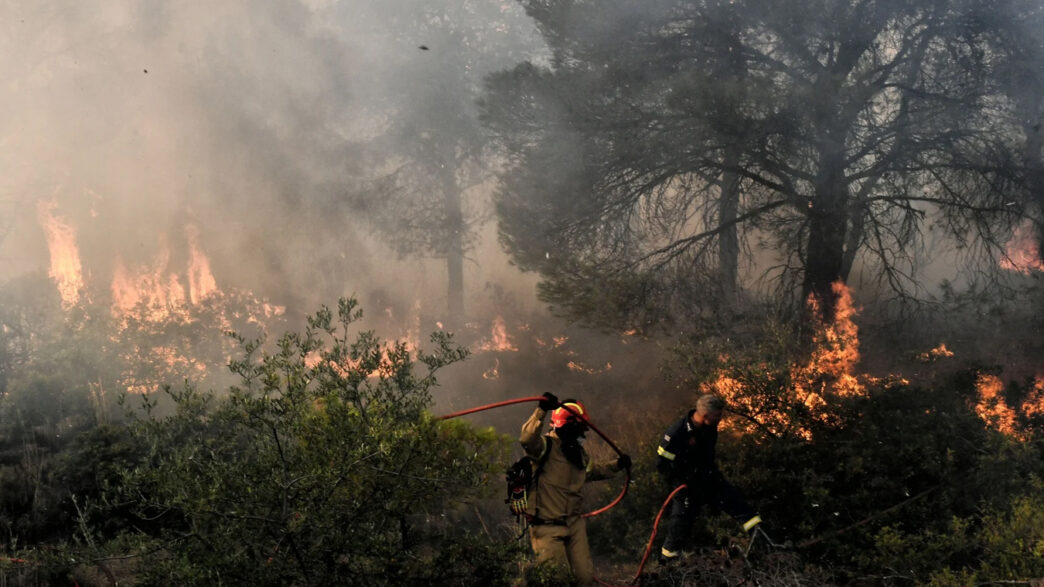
656, 394, 763, 561
520, 392, 630, 586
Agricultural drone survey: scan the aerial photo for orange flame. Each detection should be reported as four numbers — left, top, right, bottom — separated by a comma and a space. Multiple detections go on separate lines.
379, 302, 422, 354
1000, 222, 1044, 273
305, 334, 418, 381
974, 373, 1022, 439
185, 224, 218, 304
534, 335, 568, 349
791, 281, 866, 409
476, 316, 518, 352
1022, 376, 1044, 419
566, 360, 612, 374
917, 343, 955, 363
37, 199, 84, 307
111, 243, 191, 322
35, 204, 290, 395
705, 281, 869, 440
110, 225, 221, 322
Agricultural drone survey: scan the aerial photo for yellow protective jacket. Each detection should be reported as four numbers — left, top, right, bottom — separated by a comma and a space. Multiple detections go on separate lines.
520, 407, 619, 524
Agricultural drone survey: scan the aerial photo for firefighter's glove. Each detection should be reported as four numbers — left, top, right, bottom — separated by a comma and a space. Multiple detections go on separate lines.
538, 392, 560, 411
617, 454, 632, 471
509, 493, 528, 516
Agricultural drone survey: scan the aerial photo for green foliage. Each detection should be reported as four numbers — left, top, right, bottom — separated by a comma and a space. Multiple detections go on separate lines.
109, 297, 520, 585
0, 373, 98, 548
586, 436, 668, 561
976, 481, 1044, 579
520, 558, 573, 586
721, 372, 1044, 584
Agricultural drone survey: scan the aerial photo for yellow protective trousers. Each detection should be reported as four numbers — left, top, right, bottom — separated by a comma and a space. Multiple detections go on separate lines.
529, 516, 594, 586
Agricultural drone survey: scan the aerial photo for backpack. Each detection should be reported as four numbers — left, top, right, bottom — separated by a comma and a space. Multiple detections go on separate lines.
505, 437, 550, 518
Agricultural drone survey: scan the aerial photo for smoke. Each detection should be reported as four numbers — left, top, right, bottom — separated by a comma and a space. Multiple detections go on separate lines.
0, 0, 545, 323
5, 0, 1038, 412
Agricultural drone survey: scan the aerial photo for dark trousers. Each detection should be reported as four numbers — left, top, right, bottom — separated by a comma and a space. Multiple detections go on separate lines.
662, 475, 754, 553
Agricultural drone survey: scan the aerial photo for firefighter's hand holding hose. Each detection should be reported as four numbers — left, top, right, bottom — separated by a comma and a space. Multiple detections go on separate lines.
538, 392, 560, 411
616, 453, 632, 471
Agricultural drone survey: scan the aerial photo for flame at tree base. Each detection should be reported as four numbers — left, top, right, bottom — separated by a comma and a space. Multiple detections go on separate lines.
703, 282, 909, 441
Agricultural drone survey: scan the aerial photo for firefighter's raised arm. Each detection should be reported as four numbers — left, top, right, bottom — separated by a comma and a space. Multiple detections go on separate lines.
520, 392, 559, 459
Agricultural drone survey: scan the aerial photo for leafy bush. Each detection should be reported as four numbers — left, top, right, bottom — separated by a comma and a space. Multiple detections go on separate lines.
653, 322, 1044, 585
725, 373, 1044, 584
105, 298, 521, 585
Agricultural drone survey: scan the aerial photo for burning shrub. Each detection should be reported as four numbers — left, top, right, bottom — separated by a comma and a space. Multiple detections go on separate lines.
658, 300, 1044, 584
725, 371, 1044, 584
101, 298, 520, 585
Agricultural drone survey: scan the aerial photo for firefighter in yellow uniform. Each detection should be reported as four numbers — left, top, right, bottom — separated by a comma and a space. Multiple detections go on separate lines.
520, 392, 630, 586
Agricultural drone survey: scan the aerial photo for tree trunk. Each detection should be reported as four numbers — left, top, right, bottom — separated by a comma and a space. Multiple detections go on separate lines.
442, 166, 465, 325
841, 200, 865, 282
803, 142, 849, 326
1023, 108, 1044, 257
718, 145, 742, 308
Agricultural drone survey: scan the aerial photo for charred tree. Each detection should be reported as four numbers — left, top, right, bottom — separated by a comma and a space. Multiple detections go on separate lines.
805, 131, 850, 324
483, 0, 1029, 335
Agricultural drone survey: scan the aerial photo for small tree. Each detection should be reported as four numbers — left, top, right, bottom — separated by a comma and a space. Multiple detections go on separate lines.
113, 298, 519, 585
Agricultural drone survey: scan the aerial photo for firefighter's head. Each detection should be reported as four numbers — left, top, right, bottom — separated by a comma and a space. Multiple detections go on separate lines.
692, 394, 725, 428
550, 399, 589, 438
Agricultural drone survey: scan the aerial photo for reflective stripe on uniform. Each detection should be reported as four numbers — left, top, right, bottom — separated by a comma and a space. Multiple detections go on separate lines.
743, 515, 762, 532
660, 547, 679, 558
657, 445, 676, 461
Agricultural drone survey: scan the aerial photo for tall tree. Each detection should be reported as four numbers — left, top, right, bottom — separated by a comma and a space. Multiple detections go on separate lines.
482, 0, 1027, 333
344, 1, 542, 325
986, 0, 1044, 258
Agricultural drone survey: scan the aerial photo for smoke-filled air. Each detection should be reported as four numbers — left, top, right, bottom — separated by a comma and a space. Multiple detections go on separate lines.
1, 1, 1042, 585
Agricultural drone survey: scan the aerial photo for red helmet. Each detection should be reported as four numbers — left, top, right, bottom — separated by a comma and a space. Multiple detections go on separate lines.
550, 400, 588, 429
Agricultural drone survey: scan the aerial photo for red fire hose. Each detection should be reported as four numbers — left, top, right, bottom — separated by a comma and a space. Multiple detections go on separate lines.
631, 483, 687, 584
438, 396, 630, 518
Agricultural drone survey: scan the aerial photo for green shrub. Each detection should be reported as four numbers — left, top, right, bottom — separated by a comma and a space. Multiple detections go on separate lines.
976, 482, 1044, 580
106, 298, 521, 586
